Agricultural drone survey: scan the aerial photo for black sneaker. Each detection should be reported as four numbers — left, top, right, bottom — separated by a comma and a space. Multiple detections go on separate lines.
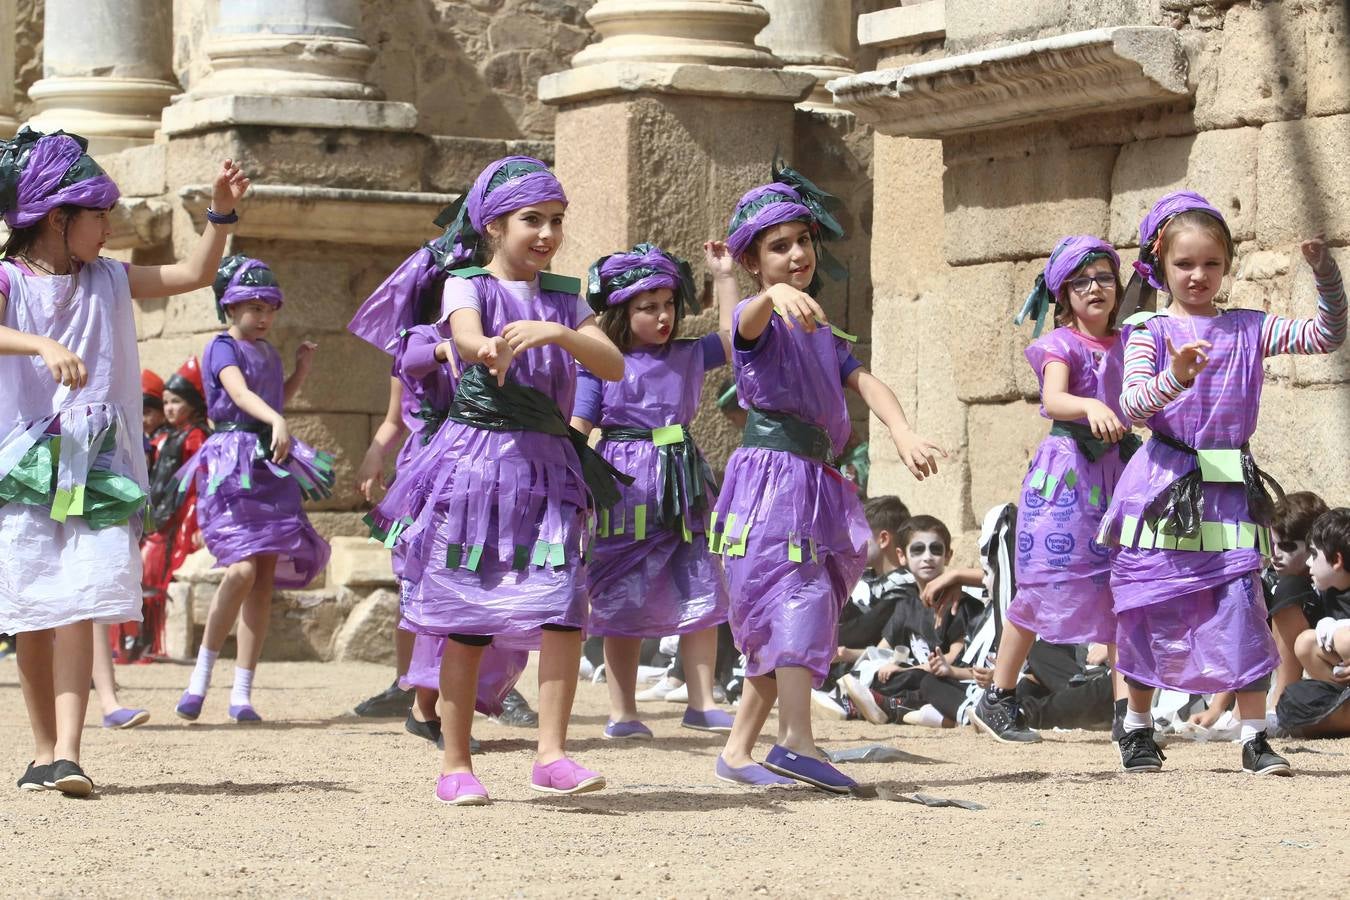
877, 691, 920, 725
1241, 732, 1292, 776
1118, 727, 1165, 773
1110, 698, 1128, 743
405, 709, 442, 746
494, 688, 538, 728
16, 761, 51, 792
49, 759, 93, 796
353, 681, 414, 718
971, 690, 1042, 743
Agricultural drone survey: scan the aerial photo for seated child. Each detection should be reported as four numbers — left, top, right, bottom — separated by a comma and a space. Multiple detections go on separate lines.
1294, 508, 1350, 684
834, 496, 912, 665
1263, 491, 1330, 705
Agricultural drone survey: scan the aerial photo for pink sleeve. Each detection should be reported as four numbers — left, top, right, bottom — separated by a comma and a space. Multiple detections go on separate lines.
573, 295, 593, 329
439, 277, 480, 323
0, 266, 9, 299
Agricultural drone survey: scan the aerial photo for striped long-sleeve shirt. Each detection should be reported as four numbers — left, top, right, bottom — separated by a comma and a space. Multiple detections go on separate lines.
1121, 260, 1347, 422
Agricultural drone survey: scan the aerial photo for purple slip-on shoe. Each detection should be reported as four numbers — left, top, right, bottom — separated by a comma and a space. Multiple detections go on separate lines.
228, 704, 262, 724
763, 744, 857, 794
102, 708, 150, 729
530, 757, 605, 795
435, 772, 490, 806
682, 707, 734, 733
603, 719, 653, 740
175, 692, 205, 721
714, 756, 796, 787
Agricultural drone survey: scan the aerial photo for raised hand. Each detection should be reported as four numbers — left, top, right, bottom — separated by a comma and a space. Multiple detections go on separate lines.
212, 159, 250, 214
477, 335, 514, 386
1165, 336, 1212, 384
703, 240, 737, 279
295, 340, 318, 371
1300, 234, 1332, 276
37, 337, 88, 390
894, 431, 947, 481
765, 282, 825, 333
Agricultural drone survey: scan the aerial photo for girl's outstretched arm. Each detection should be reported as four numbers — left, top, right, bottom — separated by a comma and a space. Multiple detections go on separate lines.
704, 240, 738, 360
500, 316, 624, 381
283, 341, 317, 405
127, 160, 250, 300
356, 378, 408, 502
448, 307, 513, 386
847, 367, 947, 480
1040, 360, 1127, 443
1260, 237, 1346, 357
0, 320, 88, 388
737, 283, 825, 342
218, 364, 291, 462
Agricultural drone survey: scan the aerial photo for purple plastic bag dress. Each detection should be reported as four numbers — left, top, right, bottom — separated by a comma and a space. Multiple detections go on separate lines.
710, 303, 869, 685
184, 334, 332, 589
377, 325, 528, 712
396, 272, 592, 651
1098, 310, 1278, 693
1008, 328, 1128, 644
578, 334, 730, 638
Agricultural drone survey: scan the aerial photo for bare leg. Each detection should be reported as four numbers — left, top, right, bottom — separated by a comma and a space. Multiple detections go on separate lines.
773, 666, 819, 758
1235, 689, 1269, 722
1126, 682, 1155, 722
1270, 606, 1310, 707
720, 674, 777, 767
413, 687, 440, 723
536, 629, 583, 764
91, 623, 125, 717
234, 554, 277, 670
395, 625, 415, 679
602, 635, 642, 723
679, 627, 719, 712
1108, 644, 1126, 702
52, 621, 94, 763
1296, 628, 1337, 682
201, 559, 258, 653
439, 640, 485, 774
17, 629, 57, 765
992, 621, 1035, 691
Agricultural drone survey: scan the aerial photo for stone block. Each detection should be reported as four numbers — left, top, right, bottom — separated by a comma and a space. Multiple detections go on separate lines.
1012, 256, 1049, 400
161, 95, 419, 136
943, 145, 1115, 265
1257, 115, 1350, 245
330, 588, 400, 665
1307, 0, 1350, 116
137, 334, 214, 382
1108, 127, 1260, 245
286, 412, 371, 513
309, 511, 377, 542
945, 0, 1069, 49
968, 400, 1049, 524
872, 134, 945, 297
134, 296, 166, 341
163, 581, 194, 661
858, 3, 946, 50
161, 287, 223, 338
940, 263, 1021, 402
328, 536, 396, 589
1193, 1, 1307, 129
1251, 383, 1350, 508
98, 142, 167, 197
270, 333, 391, 417
263, 589, 347, 662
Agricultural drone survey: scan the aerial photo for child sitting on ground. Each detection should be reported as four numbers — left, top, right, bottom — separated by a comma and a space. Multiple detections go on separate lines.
1294, 508, 1350, 684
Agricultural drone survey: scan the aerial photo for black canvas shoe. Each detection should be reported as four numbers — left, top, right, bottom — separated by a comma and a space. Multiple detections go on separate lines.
1241, 732, 1292, 776
353, 681, 414, 718
971, 690, 1042, 743
405, 709, 442, 746
1118, 727, 1165, 773
49, 759, 93, 796
494, 688, 538, 728
16, 761, 51, 792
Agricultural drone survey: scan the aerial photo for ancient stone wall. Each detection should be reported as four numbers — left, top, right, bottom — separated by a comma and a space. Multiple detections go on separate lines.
863, 0, 1350, 560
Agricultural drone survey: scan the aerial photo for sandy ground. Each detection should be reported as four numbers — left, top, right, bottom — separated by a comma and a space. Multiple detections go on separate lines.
3, 658, 1349, 898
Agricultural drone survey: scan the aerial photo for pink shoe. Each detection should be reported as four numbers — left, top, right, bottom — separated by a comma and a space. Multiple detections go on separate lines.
530, 757, 606, 795
435, 772, 489, 806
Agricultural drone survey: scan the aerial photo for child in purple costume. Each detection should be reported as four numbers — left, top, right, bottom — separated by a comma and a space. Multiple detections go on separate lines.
570, 242, 734, 740
972, 235, 1134, 745
1099, 191, 1346, 776
0, 127, 249, 794
175, 255, 333, 725
709, 164, 945, 793
387, 156, 625, 805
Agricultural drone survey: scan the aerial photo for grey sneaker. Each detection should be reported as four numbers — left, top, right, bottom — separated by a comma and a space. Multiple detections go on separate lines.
1118, 727, 1165, 773
971, 690, 1042, 744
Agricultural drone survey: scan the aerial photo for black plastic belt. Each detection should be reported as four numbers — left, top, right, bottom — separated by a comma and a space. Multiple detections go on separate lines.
411, 398, 449, 446
601, 425, 714, 529
1049, 420, 1142, 464
1144, 432, 1283, 539
214, 419, 275, 459
740, 408, 833, 465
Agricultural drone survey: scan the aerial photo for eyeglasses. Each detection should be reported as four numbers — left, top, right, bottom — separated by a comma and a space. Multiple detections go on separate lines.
908, 542, 946, 557
1068, 274, 1117, 294
1275, 540, 1304, 554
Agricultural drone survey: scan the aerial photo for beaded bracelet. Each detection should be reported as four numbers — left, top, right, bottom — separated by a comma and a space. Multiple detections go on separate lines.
206, 207, 239, 225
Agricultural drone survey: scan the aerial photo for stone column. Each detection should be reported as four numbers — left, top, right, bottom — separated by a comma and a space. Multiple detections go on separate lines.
756, 0, 854, 112
539, 0, 815, 468
25, 0, 178, 150
0, 0, 18, 134
162, 0, 416, 134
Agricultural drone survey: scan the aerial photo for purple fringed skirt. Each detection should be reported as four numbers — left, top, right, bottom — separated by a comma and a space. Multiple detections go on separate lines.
1008, 434, 1123, 644
396, 424, 590, 651
1114, 571, 1279, 693
711, 447, 868, 685
186, 432, 332, 589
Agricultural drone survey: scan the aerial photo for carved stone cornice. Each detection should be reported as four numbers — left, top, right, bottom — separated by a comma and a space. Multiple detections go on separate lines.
829, 27, 1190, 139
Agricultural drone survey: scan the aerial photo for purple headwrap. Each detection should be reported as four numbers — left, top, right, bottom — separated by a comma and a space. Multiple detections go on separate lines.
1117, 190, 1234, 321
347, 155, 567, 353
725, 161, 846, 297
213, 254, 283, 323
1015, 235, 1120, 336
0, 127, 120, 229
585, 242, 695, 317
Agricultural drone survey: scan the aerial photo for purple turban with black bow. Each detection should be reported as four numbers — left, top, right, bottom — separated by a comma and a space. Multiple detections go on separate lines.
585, 243, 695, 317
725, 161, 847, 297
0, 127, 120, 229
1134, 191, 1232, 291
214, 254, 283, 323
1015, 235, 1120, 336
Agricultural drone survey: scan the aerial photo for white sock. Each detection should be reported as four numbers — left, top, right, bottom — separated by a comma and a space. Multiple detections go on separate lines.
230, 667, 255, 707
1240, 719, 1265, 744
188, 646, 218, 696
1123, 707, 1152, 731
915, 703, 947, 728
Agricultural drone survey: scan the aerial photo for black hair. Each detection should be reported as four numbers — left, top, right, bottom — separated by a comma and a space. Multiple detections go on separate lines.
898, 514, 952, 551
1309, 508, 1350, 569
864, 496, 910, 538
1271, 491, 1331, 543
